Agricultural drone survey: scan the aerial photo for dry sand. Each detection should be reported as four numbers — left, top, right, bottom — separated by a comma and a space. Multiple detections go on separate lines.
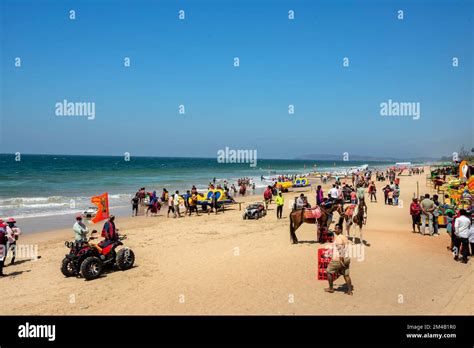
2, 168, 473, 315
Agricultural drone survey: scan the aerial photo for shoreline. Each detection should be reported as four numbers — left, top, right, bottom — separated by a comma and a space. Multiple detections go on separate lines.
7, 161, 414, 234
0, 154, 405, 216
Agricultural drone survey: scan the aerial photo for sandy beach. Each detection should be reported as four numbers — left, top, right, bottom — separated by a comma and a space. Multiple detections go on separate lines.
2, 167, 473, 315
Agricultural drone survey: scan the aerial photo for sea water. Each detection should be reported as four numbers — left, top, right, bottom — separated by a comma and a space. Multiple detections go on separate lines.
0, 154, 391, 232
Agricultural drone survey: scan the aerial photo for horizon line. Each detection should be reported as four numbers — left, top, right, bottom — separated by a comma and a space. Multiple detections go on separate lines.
0, 152, 439, 162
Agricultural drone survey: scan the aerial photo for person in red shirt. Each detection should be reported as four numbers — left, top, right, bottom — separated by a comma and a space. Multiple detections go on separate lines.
263, 186, 273, 210
368, 181, 377, 202
409, 198, 422, 233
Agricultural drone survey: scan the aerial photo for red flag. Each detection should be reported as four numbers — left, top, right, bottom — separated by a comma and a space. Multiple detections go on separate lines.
91, 192, 109, 223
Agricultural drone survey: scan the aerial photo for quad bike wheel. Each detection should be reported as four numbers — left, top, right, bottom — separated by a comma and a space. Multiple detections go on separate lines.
243, 213, 247, 220
116, 248, 135, 270
80, 256, 103, 280
60, 257, 76, 277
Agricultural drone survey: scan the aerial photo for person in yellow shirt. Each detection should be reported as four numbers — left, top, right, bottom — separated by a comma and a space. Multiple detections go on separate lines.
275, 192, 284, 219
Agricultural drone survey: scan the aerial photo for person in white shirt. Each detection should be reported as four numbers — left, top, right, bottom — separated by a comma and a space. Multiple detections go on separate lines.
453, 209, 471, 263
468, 224, 474, 259
295, 194, 305, 210
328, 185, 339, 200
73, 214, 88, 243
167, 195, 175, 218
174, 191, 182, 218
5, 218, 21, 265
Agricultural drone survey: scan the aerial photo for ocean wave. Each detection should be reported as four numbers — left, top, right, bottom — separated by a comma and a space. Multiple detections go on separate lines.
0, 194, 130, 206
1, 204, 130, 220
0, 196, 65, 204
0, 202, 70, 209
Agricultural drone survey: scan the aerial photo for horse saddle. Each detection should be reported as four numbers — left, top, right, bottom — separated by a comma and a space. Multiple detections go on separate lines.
345, 204, 358, 218
304, 207, 321, 219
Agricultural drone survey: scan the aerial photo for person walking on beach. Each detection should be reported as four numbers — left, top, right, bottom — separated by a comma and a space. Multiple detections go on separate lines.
275, 192, 284, 219
0, 220, 7, 277
131, 193, 139, 217
138, 187, 146, 203
409, 198, 421, 233
468, 224, 474, 258
383, 185, 390, 205
393, 184, 400, 206
208, 191, 219, 215
325, 223, 353, 295
5, 218, 21, 265
387, 190, 394, 205
174, 191, 182, 218
184, 190, 191, 215
188, 192, 200, 216
146, 191, 158, 216
368, 181, 377, 202
453, 209, 470, 264
73, 214, 89, 243
420, 194, 435, 235
161, 188, 169, 204
432, 194, 441, 236
264, 186, 273, 210
316, 185, 324, 206
167, 194, 175, 218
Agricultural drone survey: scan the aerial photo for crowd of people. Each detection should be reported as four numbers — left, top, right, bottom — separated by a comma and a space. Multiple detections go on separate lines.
131, 181, 240, 219
409, 192, 474, 264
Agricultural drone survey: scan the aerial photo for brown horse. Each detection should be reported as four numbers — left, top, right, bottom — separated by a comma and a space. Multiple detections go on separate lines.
343, 200, 367, 244
289, 203, 343, 244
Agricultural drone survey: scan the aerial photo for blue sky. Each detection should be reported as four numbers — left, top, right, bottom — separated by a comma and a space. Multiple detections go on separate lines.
1, 0, 472, 159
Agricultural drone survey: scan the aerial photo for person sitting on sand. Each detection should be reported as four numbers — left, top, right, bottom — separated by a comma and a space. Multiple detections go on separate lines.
325, 223, 353, 295
73, 213, 89, 243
